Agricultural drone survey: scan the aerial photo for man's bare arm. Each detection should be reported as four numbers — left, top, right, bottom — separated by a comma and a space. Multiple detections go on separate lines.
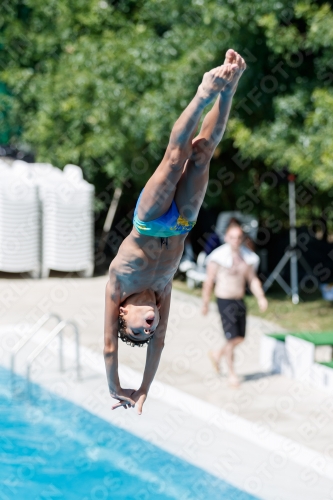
104, 280, 135, 408
247, 267, 268, 312
202, 261, 218, 315
130, 284, 172, 415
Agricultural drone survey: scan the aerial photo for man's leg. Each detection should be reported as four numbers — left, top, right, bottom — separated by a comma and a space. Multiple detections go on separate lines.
210, 336, 244, 378
211, 295, 246, 379
225, 337, 244, 386
137, 60, 239, 222
174, 50, 246, 221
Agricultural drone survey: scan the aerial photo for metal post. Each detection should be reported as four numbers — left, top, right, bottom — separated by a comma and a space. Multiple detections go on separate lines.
99, 186, 123, 254
260, 172, 314, 301
263, 251, 291, 293
288, 178, 299, 304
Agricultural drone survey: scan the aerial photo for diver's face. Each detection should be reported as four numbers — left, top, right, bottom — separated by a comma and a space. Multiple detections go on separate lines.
119, 302, 160, 342
225, 226, 243, 251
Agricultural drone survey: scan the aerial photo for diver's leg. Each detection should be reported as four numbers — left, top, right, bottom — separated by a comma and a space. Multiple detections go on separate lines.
137, 63, 238, 222
174, 50, 246, 221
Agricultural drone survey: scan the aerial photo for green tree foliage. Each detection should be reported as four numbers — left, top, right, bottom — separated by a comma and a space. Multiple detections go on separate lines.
231, 2, 333, 192
1, 0, 333, 225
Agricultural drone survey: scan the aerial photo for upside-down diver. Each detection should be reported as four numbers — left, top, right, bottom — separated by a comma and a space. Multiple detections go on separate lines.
104, 49, 246, 414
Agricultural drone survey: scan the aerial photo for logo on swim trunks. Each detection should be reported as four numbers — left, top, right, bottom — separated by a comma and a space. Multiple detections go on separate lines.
171, 215, 196, 233
136, 223, 150, 231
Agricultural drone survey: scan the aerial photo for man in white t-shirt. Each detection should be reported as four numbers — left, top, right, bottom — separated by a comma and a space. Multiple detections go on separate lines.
202, 222, 268, 387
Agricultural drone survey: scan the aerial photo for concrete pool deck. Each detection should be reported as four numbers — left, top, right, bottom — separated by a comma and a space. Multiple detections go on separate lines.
1, 274, 333, 498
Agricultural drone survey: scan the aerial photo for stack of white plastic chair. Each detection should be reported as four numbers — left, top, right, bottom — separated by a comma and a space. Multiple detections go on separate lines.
0, 160, 40, 277
38, 164, 94, 278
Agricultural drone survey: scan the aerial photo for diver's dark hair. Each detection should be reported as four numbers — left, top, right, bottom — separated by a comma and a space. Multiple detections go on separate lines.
118, 315, 154, 347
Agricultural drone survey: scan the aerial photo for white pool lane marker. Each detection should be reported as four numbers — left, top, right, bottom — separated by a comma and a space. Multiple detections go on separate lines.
3, 324, 333, 486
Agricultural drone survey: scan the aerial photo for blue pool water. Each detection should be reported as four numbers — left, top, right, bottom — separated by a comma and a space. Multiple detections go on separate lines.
0, 367, 259, 500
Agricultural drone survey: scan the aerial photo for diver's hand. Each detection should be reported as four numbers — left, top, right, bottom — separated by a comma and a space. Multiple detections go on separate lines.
110, 388, 136, 410
131, 389, 147, 415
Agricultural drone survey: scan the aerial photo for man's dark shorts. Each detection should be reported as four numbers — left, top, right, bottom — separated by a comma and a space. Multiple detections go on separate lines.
216, 298, 246, 340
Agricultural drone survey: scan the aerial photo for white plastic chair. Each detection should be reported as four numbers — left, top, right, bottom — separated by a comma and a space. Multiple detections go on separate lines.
186, 251, 207, 289
0, 169, 40, 277
39, 166, 94, 278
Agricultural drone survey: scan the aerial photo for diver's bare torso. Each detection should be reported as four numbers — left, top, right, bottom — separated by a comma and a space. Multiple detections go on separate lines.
109, 228, 186, 301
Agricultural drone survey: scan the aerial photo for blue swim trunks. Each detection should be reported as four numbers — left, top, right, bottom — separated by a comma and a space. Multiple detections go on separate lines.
133, 191, 196, 238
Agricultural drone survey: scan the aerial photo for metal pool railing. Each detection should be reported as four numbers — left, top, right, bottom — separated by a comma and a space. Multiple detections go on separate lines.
10, 313, 61, 393
26, 320, 81, 396
10, 313, 81, 396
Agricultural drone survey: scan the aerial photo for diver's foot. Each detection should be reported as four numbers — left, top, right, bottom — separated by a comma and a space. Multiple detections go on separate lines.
208, 351, 221, 374
224, 48, 238, 65
222, 49, 246, 96
198, 63, 238, 102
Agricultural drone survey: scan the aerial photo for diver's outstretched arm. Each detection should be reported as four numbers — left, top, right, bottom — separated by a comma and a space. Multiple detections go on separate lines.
104, 280, 136, 410
130, 283, 172, 415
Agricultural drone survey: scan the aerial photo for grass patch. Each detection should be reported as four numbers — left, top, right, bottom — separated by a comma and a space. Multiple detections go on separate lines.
172, 279, 333, 332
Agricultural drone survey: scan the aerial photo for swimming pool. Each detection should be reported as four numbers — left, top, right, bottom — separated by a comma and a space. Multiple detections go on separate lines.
0, 367, 259, 500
